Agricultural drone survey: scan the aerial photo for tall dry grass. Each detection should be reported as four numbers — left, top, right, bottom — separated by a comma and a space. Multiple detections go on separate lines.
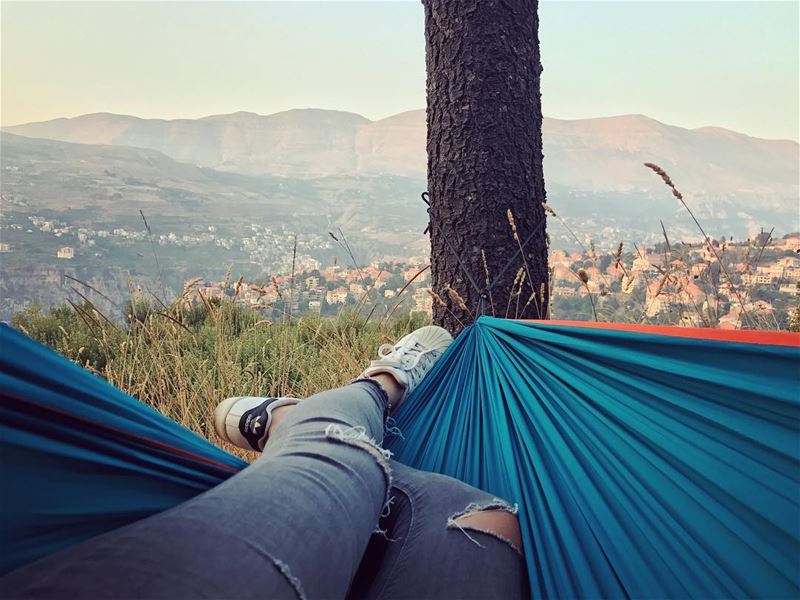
14, 295, 428, 458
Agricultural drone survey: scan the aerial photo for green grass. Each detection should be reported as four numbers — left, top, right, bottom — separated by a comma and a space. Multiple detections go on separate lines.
13, 299, 428, 458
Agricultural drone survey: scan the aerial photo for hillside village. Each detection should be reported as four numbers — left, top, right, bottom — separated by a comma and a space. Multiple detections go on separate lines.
2, 203, 798, 329
5, 213, 329, 272
179, 232, 800, 329
186, 259, 431, 316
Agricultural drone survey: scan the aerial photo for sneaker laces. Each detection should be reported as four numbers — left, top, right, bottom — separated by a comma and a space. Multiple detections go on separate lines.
378, 341, 442, 389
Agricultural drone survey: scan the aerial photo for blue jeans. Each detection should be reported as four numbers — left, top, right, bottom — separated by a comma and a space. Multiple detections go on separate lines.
1, 381, 529, 599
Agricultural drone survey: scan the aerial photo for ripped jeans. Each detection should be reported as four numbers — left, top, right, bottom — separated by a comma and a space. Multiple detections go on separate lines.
0, 381, 529, 600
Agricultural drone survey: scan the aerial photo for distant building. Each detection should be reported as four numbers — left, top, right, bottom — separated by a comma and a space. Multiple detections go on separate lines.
57, 246, 74, 259
326, 288, 348, 305
404, 268, 423, 282
632, 255, 656, 274
776, 256, 800, 270
552, 285, 576, 298
320, 266, 341, 280
552, 266, 573, 282
777, 235, 800, 252
690, 263, 709, 279
718, 312, 742, 330
742, 272, 774, 286
412, 287, 433, 316
550, 250, 572, 268
0, 243, 10, 253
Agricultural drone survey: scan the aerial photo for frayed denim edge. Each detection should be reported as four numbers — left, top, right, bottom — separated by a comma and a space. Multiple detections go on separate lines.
446, 498, 523, 556
271, 557, 307, 600
349, 377, 391, 423
324, 423, 395, 521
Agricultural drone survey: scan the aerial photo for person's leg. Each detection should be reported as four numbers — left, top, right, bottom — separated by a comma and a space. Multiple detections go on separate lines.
0, 380, 392, 600
267, 373, 403, 438
347, 461, 529, 600
1, 326, 453, 600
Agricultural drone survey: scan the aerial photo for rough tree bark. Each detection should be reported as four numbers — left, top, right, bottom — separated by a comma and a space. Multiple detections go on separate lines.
424, 0, 549, 334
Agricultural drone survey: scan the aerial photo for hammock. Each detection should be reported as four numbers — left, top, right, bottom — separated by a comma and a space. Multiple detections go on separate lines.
1, 318, 798, 598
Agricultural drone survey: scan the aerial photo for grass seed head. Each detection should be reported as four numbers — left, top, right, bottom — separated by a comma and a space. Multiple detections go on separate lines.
644, 162, 684, 200
444, 284, 468, 311
507, 209, 519, 241
426, 288, 447, 307
481, 249, 491, 286
622, 274, 634, 293
541, 202, 557, 217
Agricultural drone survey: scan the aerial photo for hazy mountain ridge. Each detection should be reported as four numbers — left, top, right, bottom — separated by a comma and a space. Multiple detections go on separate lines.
5, 109, 370, 179
6, 109, 798, 198
0, 131, 428, 254
0, 131, 366, 243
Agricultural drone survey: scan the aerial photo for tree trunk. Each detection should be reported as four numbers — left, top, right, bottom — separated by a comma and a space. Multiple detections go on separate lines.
424, 0, 549, 334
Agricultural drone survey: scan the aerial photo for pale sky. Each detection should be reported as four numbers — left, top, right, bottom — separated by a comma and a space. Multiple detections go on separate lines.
1, 1, 798, 141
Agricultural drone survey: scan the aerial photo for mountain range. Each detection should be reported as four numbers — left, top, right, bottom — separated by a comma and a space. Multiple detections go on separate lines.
5, 109, 798, 199
2, 108, 798, 321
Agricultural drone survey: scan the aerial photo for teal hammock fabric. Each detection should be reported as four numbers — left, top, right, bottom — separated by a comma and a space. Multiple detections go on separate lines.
1, 318, 799, 598
387, 317, 800, 598
0, 324, 247, 575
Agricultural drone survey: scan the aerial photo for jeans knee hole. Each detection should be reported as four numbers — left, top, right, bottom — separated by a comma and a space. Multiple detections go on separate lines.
447, 500, 523, 556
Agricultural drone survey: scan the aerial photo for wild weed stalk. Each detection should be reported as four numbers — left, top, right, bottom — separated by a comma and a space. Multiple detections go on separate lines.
14, 274, 428, 459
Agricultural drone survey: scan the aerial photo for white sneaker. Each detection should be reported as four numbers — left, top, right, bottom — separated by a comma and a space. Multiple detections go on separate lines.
214, 396, 300, 451
361, 325, 453, 404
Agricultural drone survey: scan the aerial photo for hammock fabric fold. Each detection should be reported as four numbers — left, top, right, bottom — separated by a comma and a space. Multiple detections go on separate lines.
388, 317, 800, 599
0, 325, 247, 575
1, 318, 798, 599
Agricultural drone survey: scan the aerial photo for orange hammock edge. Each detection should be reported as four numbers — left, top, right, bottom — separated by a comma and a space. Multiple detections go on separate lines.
518, 319, 800, 348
